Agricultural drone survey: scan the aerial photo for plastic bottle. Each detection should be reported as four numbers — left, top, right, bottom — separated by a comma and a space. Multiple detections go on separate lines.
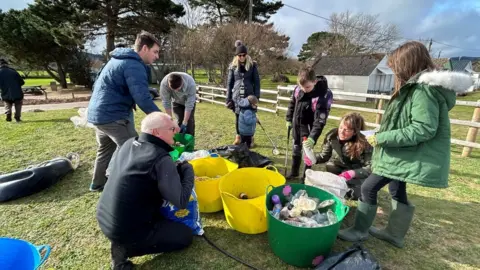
271, 195, 283, 218
327, 209, 338, 225
302, 137, 317, 164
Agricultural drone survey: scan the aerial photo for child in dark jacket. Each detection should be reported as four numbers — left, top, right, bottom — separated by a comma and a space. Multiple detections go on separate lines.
237, 95, 258, 148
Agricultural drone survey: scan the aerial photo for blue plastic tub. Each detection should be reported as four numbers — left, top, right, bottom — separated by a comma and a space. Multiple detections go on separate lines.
0, 237, 51, 270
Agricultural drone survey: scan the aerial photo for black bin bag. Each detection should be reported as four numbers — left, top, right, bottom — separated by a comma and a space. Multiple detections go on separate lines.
315, 243, 381, 270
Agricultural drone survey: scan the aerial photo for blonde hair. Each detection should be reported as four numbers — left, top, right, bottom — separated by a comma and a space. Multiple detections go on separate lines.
388, 41, 436, 98
340, 112, 369, 160
230, 54, 253, 71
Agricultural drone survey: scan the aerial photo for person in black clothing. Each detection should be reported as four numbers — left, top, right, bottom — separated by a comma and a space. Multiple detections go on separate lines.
286, 68, 333, 181
0, 59, 25, 122
96, 112, 194, 270
225, 40, 261, 147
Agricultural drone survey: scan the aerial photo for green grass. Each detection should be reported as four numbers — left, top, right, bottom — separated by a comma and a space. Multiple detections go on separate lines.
24, 78, 71, 87
1, 101, 480, 269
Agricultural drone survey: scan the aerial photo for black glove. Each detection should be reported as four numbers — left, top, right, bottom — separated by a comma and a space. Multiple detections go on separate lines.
176, 161, 194, 184
225, 100, 235, 111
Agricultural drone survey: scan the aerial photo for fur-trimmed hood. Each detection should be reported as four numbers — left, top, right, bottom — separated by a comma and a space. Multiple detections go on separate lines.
417, 70, 474, 94
414, 70, 474, 110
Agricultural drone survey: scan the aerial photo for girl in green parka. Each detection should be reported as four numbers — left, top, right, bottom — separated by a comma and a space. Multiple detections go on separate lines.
305, 112, 373, 200
338, 41, 473, 248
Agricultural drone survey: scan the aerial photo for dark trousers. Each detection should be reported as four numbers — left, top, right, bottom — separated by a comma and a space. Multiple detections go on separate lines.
173, 103, 195, 136
240, 135, 252, 148
326, 163, 366, 200
4, 99, 23, 120
292, 123, 314, 180
110, 219, 193, 263
361, 173, 408, 205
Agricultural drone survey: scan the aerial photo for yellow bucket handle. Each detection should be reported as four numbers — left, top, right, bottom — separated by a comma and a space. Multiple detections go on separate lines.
264, 165, 278, 173
265, 184, 275, 196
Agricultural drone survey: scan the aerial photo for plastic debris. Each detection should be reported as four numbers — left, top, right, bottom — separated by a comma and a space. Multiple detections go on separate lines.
269, 185, 341, 228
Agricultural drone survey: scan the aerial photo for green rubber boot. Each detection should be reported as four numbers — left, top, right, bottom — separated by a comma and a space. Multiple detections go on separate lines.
338, 200, 377, 242
369, 199, 415, 248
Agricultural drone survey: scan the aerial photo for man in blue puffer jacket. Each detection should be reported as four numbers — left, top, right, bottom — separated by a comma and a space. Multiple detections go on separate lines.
87, 30, 161, 192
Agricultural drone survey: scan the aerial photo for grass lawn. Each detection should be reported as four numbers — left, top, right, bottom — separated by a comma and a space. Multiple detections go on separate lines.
1, 102, 480, 270
24, 78, 71, 87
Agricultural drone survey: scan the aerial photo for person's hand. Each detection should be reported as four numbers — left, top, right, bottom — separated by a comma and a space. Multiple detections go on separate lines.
303, 155, 312, 166
303, 137, 315, 149
286, 121, 292, 128
180, 124, 187, 133
177, 161, 194, 183
367, 135, 377, 147
339, 170, 355, 181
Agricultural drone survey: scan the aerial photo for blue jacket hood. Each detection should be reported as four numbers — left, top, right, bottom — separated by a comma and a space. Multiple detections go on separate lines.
110, 48, 144, 62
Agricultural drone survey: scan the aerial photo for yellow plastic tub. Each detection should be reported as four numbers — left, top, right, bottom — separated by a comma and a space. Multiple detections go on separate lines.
219, 165, 286, 234
189, 156, 238, 213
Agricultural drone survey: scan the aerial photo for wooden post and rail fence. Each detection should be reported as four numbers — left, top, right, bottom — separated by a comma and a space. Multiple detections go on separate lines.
195, 84, 480, 157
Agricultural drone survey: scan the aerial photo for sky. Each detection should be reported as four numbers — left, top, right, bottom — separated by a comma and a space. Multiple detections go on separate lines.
2, 0, 480, 58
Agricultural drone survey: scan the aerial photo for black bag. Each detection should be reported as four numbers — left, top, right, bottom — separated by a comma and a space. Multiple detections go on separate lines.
209, 143, 272, 168
315, 243, 381, 270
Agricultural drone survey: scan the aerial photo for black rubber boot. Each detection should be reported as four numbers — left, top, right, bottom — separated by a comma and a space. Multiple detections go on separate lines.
286, 155, 301, 180
301, 165, 312, 184
6, 114, 12, 122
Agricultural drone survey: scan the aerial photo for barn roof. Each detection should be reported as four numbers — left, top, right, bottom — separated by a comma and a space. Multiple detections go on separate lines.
312, 56, 382, 76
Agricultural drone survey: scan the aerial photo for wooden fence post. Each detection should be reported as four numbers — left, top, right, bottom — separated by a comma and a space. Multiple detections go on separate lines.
375, 96, 384, 125
462, 100, 480, 157
275, 87, 280, 115
197, 86, 202, 103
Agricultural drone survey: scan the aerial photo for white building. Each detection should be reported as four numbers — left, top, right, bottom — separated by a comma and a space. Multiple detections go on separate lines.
312, 55, 394, 102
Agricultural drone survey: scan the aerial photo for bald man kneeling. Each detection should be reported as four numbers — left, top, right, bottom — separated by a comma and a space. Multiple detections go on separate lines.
96, 112, 195, 270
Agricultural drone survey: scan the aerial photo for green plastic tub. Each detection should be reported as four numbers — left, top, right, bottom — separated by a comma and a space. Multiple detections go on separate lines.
173, 133, 195, 154
169, 134, 195, 161
266, 183, 349, 268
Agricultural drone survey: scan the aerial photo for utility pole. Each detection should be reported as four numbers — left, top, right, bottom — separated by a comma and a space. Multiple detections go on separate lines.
249, 0, 253, 23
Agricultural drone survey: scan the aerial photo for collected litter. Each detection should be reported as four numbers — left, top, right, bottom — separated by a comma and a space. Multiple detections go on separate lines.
269, 185, 338, 228
70, 108, 94, 128
195, 175, 222, 181
178, 150, 211, 162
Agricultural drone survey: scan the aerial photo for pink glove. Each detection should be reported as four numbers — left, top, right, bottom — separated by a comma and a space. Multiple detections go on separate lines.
303, 155, 312, 166
339, 170, 355, 181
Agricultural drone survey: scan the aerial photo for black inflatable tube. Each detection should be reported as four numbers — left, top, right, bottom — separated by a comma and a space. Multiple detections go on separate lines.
0, 158, 74, 202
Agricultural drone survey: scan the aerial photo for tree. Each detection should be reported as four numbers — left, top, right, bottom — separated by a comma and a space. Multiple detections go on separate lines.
473, 61, 480, 73
177, 0, 206, 28
188, 0, 283, 24
327, 11, 399, 56
0, 8, 82, 88
32, 0, 185, 55
297, 31, 360, 62
179, 22, 289, 84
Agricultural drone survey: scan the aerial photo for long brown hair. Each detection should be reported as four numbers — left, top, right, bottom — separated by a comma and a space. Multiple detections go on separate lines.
341, 112, 368, 160
388, 41, 435, 98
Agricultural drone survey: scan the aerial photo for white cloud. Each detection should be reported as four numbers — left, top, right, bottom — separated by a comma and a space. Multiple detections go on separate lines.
268, 0, 480, 58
